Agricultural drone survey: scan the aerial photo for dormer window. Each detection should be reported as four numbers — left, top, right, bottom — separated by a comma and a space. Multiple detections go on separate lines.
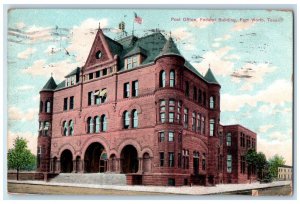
65, 75, 76, 87
126, 55, 139, 69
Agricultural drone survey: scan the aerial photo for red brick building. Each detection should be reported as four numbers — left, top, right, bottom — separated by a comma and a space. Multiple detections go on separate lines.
37, 28, 257, 186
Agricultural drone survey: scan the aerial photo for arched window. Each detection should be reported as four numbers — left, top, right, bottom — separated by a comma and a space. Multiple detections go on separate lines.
87, 117, 94, 133
63, 121, 68, 136
210, 96, 215, 109
123, 111, 130, 129
101, 114, 107, 132
69, 120, 74, 136
159, 70, 166, 88
95, 116, 100, 133
39, 101, 43, 113
170, 70, 175, 87
46, 101, 51, 113
209, 119, 215, 136
132, 109, 138, 128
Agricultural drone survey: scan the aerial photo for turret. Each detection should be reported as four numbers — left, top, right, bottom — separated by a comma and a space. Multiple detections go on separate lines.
37, 76, 56, 172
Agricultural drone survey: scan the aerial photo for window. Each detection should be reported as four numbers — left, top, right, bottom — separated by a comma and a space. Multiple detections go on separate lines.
101, 115, 107, 131
240, 156, 246, 174
170, 70, 175, 87
246, 136, 250, 148
168, 131, 174, 142
124, 83, 130, 98
240, 133, 246, 147
202, 153, 206, 170
96, 70, 100, 78
203, 92, 206, 106
96, 50, 102, 59
184, 108, 188, 128
89, 73, 93, 80
132, 80, 139, 97
44, 122, 50, 136
198, 89, 202, 104
88, 117, 94, 133
209, 119, 215, 136
63, 121, 68, 136
95, 116, 100, 133
227, 155, 232, 173
201, 116, 205, 134
102, 68, 107, 76
95, 91, 101, 105
123, 111, 130, 129
226, 132, 232, 146
39, 101, 43, 113
197, 113, 201, 133
69, 120, 74, 136
210, 96, 215, 109
185, 81, 189, 97
132, 56, 138, 67
193, 86, 197, 101
169, 152, 174, 167
70, 96, 74, 110
160, 100, 166, 123
45, 101, 51, 113
132, 110, 138, 128
70, 76, 75, 85
178, 153, 182, 168
169, 99, 175, 123
63, 98, 68, 111
88, 91, 93, 106
159, 70, 166, 88
192, 112, 196, 131
177, 101, 182, 124
159, 131, 165, 142
100, 88, 107, 103
160, 152, 164, 167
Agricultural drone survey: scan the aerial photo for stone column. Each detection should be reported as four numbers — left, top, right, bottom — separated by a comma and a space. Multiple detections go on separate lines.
116, 158, 121, 173
107, 159, 110, 172
72, 160, 76, 173
138, 157, 143, 174
49, 158, 53, 172
56, 160, 61, 173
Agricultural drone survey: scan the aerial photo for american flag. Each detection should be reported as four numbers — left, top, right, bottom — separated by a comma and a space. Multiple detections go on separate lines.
134, 12, 143, 24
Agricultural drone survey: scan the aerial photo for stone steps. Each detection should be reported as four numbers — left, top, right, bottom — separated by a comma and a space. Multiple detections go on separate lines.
49, 173, 127, 185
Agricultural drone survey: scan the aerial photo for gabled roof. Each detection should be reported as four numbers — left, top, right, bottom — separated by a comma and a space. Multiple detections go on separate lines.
156, 37, 183, 59
55, 80, 65, 90
204, 68, 220, 85
65, 67, 81, 77
41, 76, 57, 91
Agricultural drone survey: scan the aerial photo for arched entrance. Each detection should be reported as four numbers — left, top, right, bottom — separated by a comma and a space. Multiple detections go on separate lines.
143, 152, 151, 173
120, 145, 138, 173
84, 142, 107, 173
60, 150, 73, 173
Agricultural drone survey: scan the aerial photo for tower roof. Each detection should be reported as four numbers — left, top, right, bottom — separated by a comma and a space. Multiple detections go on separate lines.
204, 68, 220, 85
156, 37, 183, 59
41, 76, 57, 91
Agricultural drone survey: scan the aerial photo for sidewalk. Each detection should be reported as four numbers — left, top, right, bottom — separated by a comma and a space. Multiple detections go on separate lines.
8, 180, 291, 195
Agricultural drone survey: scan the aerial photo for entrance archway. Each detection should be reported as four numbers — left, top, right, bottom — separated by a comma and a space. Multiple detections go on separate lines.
61, 150, 73, 173
84, 142, 106, 173
120, 145, 138, 173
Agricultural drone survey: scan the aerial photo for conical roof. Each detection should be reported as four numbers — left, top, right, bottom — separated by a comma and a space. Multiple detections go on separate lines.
204, 68, 219, 85
156, 37, 184, 60
41, 76, 57, 91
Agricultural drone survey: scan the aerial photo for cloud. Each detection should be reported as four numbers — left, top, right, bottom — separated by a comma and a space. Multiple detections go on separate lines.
221, 79, 292, 112
17, 48, 36, 59
16, 85, 34, 91
189, 18, 214, 29
231, 21, 256, 31
67, 18, 108, 65
8, 131, 37, 155
212, 42, 220, 48
8, 106, 38, 121
214, 34, 231, 42
192, 46, 236, 76
259, 124, 274, 133
16, 22, 26, 29
22, 59, 77, 81
172, 27, 193, 41
44, 45, 61, 55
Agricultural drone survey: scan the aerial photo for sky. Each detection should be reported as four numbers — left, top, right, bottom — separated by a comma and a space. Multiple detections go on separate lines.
7, 9, 293, 165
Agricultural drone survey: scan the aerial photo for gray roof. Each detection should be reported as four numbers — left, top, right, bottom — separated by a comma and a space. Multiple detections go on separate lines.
204, 68, 220, 85
124, 45, 147, 58
65, 67, 81, 77
41, 76, 57, 91
156, 37, 183, 59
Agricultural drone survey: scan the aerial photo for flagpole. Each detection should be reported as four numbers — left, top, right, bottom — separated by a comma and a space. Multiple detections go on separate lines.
132, 15, 135, 36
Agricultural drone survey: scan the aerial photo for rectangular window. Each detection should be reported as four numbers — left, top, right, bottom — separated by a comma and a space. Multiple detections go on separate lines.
132, 80, 139, 97
240, 156, 246, 174
94, 90, 101, 105
102, 68, 107, 76
177, 101, 182, 124
132, 56, 138, 68
185, 81, 189, 97
169, 112, 174, 123
96, 71, 100, 78
88, 91, 93, 106
178, 153, 181, 168
63, 97, 68, 111
201, 116, 205, 134
192, 112, 196, 131
169, 99, 175, 123
160, 152, 164, 167
193, 86, 197, 101
69, 96, 74, 110
160, 100, 166, 123
169, 152, 174, 167
197, 114, 201, 132
168, 131, 174, 142
159, 131, 165, 142
198, 89, 202, 104
226, 132, 232, 146
209, 119, 215, 136
89, 73, 93, 80
203, 92, 206, 106
184, 108, 188, 128
227, 155, 232, 173
127, 57, 133, 69
124, 82, 130, 98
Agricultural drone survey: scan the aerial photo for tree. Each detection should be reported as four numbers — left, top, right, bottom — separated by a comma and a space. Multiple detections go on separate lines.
268, 154, 285, 178
8, 137, 36, 180
256, 152, 267, 179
